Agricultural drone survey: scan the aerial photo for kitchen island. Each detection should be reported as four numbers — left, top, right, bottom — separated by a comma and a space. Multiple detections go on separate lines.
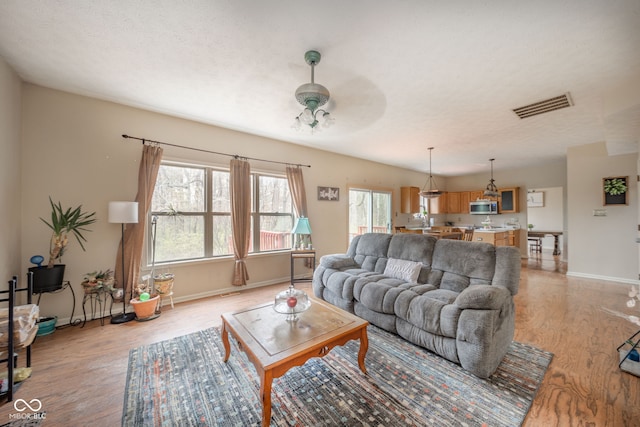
472, 228, 522, 247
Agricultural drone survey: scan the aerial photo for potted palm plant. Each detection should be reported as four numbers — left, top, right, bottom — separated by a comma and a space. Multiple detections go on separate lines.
29, 197, 96, 293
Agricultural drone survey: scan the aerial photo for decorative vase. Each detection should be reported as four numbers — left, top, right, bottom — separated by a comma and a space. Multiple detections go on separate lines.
130, 295, 160, 319
29, 265, 65, 293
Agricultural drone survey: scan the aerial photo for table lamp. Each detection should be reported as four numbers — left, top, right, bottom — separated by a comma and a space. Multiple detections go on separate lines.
109, 201, 138, 324
292, 217, 312, 250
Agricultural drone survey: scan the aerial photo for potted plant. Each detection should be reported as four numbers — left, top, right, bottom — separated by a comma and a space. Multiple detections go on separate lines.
81, 269, 115, 294
130, 279, 160, 320
29, 197, 96, 293
604, 178, 627, 196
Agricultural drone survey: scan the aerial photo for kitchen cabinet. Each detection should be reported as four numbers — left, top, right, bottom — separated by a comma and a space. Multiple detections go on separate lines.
400, 186, 420, 213
507, 229, 522, 247
428, 192, 448, 214
447, 192, 461, 213
469, 190, 484, 202
459, 191, 470, 214
499, 187, 520, 213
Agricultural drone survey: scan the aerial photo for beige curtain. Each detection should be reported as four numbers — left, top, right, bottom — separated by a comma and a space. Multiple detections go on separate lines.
286, 166, 313, 263
114, 144, 163, 299
286, 166, 308, 218
231, 158, 251, 286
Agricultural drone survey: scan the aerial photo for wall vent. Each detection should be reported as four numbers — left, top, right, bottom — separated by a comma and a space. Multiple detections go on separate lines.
513, 93, 573, 119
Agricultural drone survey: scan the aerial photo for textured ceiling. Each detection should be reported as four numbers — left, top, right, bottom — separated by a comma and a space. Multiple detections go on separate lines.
1, 0, 639, 175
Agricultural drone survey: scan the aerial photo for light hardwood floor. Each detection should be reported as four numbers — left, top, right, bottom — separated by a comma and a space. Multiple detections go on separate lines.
1, 251, 639, 426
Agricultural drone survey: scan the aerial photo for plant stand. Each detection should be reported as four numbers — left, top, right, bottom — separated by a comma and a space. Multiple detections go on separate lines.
617, 329, 640, 377
154, 275, 174, 310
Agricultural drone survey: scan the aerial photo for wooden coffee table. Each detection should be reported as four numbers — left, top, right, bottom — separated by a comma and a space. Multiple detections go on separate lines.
221, 296, 369, 427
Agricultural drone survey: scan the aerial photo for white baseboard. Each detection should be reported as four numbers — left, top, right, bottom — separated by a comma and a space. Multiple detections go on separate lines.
54, 276, 293, 326
566, 271, 639, 286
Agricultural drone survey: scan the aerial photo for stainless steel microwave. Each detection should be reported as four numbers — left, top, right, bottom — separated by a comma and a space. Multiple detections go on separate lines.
470, 200, 498, 215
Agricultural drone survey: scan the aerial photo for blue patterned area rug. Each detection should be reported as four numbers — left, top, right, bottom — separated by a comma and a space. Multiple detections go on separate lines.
123, 326, 552, 426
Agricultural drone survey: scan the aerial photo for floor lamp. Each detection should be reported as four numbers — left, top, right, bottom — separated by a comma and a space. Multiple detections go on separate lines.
109, 201, 138, 324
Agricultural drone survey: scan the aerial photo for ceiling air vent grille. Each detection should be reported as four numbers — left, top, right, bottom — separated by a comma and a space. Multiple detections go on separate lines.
513, 93, 573, 119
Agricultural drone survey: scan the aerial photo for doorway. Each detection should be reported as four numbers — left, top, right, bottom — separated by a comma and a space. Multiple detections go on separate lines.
526, 186, 565, 259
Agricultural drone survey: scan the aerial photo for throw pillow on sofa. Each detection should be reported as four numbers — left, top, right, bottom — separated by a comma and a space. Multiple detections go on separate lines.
383, 258, 422, 283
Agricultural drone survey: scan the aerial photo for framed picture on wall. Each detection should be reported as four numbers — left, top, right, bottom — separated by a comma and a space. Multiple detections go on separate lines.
527, 192, 544, 208
603, 176, 628, 206
318, 186, 339, 201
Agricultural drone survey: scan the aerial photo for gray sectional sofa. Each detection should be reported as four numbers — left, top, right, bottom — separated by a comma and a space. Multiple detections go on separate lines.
312, 232, 521, 378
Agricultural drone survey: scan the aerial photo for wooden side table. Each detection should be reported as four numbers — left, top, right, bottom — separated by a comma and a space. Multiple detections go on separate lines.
290, 250, 316, 286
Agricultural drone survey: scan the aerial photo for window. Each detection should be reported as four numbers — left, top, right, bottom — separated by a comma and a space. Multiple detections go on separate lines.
348, 187, 392, 242
150, 162, 293, 263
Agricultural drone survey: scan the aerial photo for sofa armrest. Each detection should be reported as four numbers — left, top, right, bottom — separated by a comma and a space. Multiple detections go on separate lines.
454, 285, 511, 310
319, 254, 359, 270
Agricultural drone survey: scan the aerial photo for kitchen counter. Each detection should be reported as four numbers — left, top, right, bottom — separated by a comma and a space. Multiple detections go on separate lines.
473, 229, 522, 246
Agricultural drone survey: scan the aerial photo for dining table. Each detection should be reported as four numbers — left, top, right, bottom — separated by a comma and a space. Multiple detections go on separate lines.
423, 230, 463, 240
527, 230, 563, 255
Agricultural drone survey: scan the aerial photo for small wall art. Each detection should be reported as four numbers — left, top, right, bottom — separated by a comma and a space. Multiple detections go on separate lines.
527, 191, 544, 208
603, 176, 628, 206
318, 186, 339, 201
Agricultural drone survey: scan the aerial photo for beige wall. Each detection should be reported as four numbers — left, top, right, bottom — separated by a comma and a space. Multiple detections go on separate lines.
19, 84, 426, 322
567, 142, 637, 282
0, 57, 22, 281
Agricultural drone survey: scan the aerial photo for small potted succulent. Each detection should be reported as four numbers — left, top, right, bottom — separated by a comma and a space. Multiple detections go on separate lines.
81, 269, 115, 294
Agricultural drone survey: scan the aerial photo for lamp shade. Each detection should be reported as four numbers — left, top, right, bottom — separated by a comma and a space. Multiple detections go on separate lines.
291, 217, 312, 235
108, 201, 139, 224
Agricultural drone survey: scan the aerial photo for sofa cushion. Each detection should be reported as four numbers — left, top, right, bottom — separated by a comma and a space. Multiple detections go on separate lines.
383, 258, 422, 283
388, 233, 437, 263
394, 290, 461, 338
454, 285, 511, 310
318, 254, 358, 270
352, 233, 393, 273
431, 239, 496, 291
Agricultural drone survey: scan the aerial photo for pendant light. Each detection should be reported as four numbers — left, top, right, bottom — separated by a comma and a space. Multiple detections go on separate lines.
483, 158, 500, 198
419, 147, 442, 199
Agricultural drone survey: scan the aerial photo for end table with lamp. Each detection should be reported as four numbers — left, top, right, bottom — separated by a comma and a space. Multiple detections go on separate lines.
292, 216, 312, 250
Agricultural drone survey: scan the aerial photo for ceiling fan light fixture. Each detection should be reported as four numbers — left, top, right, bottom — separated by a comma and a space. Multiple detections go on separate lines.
483, 158, 500, 197
419, 147, 442, 199
292, 50, 333, 132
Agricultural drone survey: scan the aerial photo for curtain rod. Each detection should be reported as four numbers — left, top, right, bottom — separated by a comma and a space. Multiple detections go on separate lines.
121, 134, 311, 168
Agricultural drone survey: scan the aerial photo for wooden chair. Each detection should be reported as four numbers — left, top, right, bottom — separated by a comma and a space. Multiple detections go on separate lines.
528, 237, 542, 253
462, 229, 474, 241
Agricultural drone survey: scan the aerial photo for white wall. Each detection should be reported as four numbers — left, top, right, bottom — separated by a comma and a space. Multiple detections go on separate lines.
567, 142, 637, 283
19, 84, 427, 322
0, 57, 22, 283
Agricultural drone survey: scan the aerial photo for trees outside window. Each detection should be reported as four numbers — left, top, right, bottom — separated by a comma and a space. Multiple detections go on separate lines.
150, 163, 293, 263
